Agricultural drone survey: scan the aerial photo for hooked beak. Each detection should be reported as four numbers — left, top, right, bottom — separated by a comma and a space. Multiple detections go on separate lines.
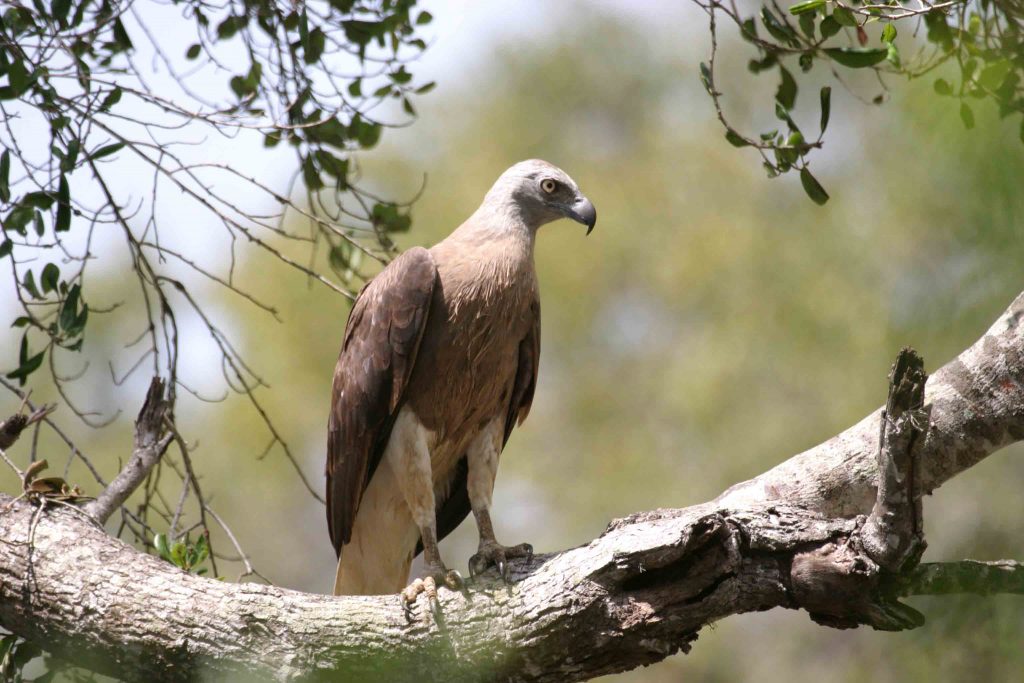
566, 195, 597, 235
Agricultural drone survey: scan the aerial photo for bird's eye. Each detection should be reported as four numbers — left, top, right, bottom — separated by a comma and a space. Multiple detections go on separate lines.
541, 179, 557, 194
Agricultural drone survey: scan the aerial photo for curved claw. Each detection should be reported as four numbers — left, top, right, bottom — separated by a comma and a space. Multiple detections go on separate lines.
469, 540, 533, 584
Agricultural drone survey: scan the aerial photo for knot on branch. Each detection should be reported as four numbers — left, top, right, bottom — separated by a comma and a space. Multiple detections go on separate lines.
790, 348, 930, 631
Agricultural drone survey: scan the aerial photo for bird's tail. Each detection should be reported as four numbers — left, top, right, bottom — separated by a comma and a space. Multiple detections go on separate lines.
332, 464, 419, 596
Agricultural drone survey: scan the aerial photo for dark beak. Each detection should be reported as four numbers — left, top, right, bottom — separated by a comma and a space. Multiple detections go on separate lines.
567, 195, 597, 235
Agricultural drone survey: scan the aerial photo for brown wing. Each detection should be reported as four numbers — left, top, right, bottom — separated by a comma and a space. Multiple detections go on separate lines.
428, 297, 541, 551
326, 247, 437, 557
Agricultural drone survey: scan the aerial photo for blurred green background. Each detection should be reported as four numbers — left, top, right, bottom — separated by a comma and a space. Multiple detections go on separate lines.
3, 2, 1023, 681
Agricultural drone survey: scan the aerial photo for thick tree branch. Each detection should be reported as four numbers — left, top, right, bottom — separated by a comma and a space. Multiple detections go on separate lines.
1, 292, 1023, 681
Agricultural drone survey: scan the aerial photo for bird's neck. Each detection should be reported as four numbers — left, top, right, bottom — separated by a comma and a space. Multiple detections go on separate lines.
454, 198, 539, 249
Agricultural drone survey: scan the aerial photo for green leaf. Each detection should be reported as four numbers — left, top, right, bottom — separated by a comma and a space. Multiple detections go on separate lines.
91, 142, 124, 160
798, 12, 815, 39
776, 66, 797, 111
789, 0, 825, 15
170, 541, 187, 569
832, 7, 857, 27
154, 533, 171, 561
0, 240, 11, 258
416, 10, 433, 25
881, 23, 897, 44
186, 44, 201, 60
40, 263, 59, 293
0, 149, 9, 202
725, 130, 750, 147
800, 168, 829, 205
699, 62, 712, 94
59, 284, 80, 332
305, 27, 326, 64
56, 174, 70, 232
6, 335, 44, 385
960, 101, 975, 130
761, 8, 797, 45
99, 87, 122, 112
23, 270, 42, 299
978, 60, 1012, 91
824, 48, 887, 69
934, 78, 953, 96
819, 86, 831, 133
819, 16, 841, 40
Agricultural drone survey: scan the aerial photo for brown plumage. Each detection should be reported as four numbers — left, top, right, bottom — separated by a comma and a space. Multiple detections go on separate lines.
326, 160, 596, 598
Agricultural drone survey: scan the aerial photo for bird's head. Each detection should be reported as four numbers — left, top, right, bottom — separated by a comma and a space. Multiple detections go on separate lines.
483, 159, 597, 234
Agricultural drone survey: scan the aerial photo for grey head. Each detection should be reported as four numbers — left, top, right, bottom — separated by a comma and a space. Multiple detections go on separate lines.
478, 159, 597, 235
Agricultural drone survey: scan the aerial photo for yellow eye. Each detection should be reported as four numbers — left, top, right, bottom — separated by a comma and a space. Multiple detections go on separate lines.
541, 179, 557, 194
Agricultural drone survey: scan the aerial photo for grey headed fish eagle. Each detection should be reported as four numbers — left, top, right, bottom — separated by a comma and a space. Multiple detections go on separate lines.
326, 159, 596, 604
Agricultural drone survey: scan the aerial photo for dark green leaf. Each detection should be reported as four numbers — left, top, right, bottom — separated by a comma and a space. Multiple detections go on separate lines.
761, 8, 798, 45
832, 7, 857, 27
934, 78, 953, 96
800, 168, 829, 205
798, 12, 815, 39
41, 263, 59, 294
23, 191, 54, 210
186, 44, 201, 60
59, 284, 80, 331
824, 48, 887, 69
56, 174, 70, 232
725, 130, 750, 147
305, 27, 326, 64
776, 66, 797, 110
417, 11, 433, 25
91, 142, 124, 160
819, 86, 831, 133
6, 335, 44, 384
819, 16, 841, 40
100, 87, 122, 111
789, 0, 825, 15
0, 149, 9, 202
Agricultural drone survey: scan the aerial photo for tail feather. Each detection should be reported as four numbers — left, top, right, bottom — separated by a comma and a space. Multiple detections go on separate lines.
332, 462, 419, 596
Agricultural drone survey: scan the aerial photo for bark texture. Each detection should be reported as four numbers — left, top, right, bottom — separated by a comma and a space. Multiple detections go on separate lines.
1, 291, 1023, 682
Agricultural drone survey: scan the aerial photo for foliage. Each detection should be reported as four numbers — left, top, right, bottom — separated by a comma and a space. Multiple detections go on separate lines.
697, 0, 1024, 203
0, 0, 430, 393
154, 530, 214, 575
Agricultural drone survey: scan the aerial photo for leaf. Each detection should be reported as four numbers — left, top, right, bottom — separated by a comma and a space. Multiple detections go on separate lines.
23, 270, 42, 299
960, 101, 975, 130
417, 11, 433, 25
699, 62, 712, 94
978, 60, 1012, 91
90, 142, 124, 160
0, 240, 11, 258
819, 16, 841, 40
170, 541, 187, 569
934, 78, 953, 96
40, 263, 59, 293
832, 7, 857, 27
305, 27, 326, 64
186, 44, 201, 60
154, 533, 172, 561
789, 0, 825, 15
798, 12, 815, 39
825, 48, 887, 69
0, 149, 9, 202
725, 130, 750, 148
56, 174, 70, 232
761, 8, 798, 45
881, 23, 897, 44
6, 335, 44, 385
819, 86, 831, 133
59, 284, 80, 332
776, 66, 797, 110
800, 168, 829, 205
99, 87, 122, 112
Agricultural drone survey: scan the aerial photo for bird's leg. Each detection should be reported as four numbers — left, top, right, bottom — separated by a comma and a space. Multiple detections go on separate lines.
466, 423, 532, 582
468, 507, 533, 582
392, 431, 462, 609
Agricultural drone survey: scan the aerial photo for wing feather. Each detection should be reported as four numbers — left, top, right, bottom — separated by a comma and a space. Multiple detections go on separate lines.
326, 247, 437, 557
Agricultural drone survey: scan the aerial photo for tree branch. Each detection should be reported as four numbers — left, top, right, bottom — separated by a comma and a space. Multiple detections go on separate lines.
83, 377, 173, 525
1, 292, 1023, 682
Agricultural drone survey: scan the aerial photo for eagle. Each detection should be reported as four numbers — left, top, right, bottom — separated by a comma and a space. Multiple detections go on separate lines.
326, 159, 596, 602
